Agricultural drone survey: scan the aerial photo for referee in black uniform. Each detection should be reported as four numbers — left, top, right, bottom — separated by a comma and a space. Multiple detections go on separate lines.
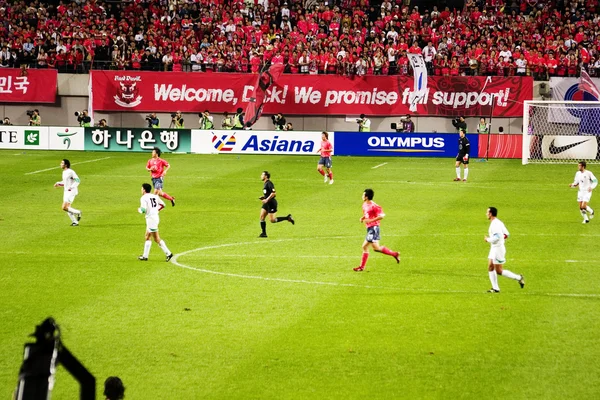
454, 128, 470, 182
259, 171, 294, 237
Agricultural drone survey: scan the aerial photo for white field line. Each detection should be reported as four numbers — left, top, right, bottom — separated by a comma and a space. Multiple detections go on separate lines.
25, 157, 111, 175
170, 239, 600, 298
372, 162, 388, 169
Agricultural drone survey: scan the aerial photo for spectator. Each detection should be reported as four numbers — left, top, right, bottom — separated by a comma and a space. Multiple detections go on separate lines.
103, 377, 125, 400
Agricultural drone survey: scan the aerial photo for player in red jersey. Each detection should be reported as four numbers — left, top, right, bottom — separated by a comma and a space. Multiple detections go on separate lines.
146, 147, 176, 206
316, 131, 334, 184
354, 188, 400, 271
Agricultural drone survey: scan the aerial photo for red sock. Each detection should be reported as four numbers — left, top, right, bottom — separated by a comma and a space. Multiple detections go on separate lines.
328, 172, 333, 179
381, 247, 395, 256
161, 192, 174, 201
360, 252, 369, 267
318, 169, 325, 176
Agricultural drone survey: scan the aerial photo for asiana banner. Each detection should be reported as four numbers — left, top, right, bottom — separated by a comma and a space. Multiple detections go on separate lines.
0, 68, 57, 103
91, 71, 532, 117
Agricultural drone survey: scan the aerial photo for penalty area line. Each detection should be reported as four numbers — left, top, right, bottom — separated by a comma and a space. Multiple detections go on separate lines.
25, 157, 112, 175
372, 162, 388, 169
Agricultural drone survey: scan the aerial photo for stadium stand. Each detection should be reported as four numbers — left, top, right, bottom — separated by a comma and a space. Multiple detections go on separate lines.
0, 0, 599, 77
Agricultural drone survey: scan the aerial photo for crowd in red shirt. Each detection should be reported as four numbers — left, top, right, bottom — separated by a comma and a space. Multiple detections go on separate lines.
0, 0, 599, 78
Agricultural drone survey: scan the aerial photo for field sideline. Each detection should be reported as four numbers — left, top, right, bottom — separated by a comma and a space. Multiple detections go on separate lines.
1, 150, 599, 399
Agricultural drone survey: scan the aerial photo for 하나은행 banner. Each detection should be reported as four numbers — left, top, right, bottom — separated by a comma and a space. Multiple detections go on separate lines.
91, 71, 532, 117
84, 128, 191, 153
0, 68, 57, 103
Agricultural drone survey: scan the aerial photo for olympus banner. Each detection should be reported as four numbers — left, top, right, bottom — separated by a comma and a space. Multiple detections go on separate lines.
334, 132, 479, 157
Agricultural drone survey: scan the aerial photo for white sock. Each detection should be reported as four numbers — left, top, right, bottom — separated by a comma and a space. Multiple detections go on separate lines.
456, 167, 461, 178
159, 240, 171, 255
143, 240, 152, 258
67, 207, 80, 215
581, 209, 589, 220
67, 211, 77, 223
586, 206, 594, 214
501, 269, 521, 281
463, 168, 469, 180
488, 270, 500, 291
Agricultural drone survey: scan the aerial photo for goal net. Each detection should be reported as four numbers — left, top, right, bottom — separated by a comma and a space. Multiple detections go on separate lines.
523, 100, 600, 164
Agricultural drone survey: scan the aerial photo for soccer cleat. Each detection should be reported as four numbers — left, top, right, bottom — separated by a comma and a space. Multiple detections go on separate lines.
77, 212, 81, 221
487, 288, 500, 293
287, 214, 295, 225
518, 275, 525, 289
590, 211, 595, 219
258, 232, 268, 238
70, 222, 79, 226
329, 179, 334, 185
353, 266, 365, 271
166, 253, 174, 262
453, 177, 461, 181
583, 219, 590, 224
462, 179, 467, 182
393, 252, 400, 264
171, 198, 176, 207
138, 256, 148, 261
324, 175, 328, 183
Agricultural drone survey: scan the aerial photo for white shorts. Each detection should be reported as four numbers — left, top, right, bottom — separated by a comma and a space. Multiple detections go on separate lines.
63, 191, 77, 204
146, 215, 160, 232
577, 191, 592, 203
488, 246, 506, 265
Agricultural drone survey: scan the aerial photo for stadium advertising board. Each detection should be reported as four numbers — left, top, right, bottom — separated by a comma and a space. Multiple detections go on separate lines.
49, 127, 84, 151
0, 126, 48, 150
84, 128, 191, 153
477, 134, 522, 159
191, 130, 327, 155
0, 69, 57, 103
334, 132, 479, 157
92, 71, 531, 117
529, 135, 600, 160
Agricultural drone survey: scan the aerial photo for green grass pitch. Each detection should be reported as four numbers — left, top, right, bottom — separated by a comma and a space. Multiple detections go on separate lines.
1, 150, 599, 399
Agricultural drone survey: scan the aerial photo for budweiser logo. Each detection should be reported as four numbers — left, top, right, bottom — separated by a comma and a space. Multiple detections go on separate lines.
114, 75, 142, 82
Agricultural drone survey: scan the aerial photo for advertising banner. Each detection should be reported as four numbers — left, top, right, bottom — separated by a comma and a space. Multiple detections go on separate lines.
92, 71, 531, 117
334, 132, 479, 157
0, 69, 57, 103
191, 130, 327, 155
49, 127, 84, 151
84, 128, 192, 152
0, 126, 48, 149
528, 135, 600, 160
477, 134, 522, 159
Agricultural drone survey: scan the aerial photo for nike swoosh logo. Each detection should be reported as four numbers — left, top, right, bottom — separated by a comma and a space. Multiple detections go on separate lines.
549, 139, 590, 154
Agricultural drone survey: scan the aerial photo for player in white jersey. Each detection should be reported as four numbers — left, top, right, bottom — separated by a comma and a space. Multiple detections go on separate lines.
484, 207, 525, 293
138, 183, 174, 262
53, 159, 82, 226
569, 161, 598, 223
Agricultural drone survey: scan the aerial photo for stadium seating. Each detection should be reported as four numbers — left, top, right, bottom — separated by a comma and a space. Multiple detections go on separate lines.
0, 0, 598, 77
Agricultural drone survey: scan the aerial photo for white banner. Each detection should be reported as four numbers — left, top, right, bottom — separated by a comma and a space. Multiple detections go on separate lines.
191, 130, 332, 155
407, 54, 428, 112
549, 77, 600, 123
48, 127, 85, 151
0, 126, 48, 149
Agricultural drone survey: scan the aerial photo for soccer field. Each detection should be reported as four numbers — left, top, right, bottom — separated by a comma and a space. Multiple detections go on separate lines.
1, 150, 599, 399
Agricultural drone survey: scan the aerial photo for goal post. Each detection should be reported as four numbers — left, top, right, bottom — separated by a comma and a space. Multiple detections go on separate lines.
523, 100, 600, 165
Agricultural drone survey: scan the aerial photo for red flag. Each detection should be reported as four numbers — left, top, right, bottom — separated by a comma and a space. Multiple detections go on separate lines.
578, 67, 600, 100
244, 63, 285, 128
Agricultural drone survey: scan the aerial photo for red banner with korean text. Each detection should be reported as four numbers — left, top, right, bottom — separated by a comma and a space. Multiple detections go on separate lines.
91, 71, 532, 117
0, 69, 57, 103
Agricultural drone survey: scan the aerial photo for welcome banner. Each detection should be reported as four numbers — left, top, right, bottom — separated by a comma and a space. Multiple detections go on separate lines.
91, 71, 531, 117
0, 68, 57, 103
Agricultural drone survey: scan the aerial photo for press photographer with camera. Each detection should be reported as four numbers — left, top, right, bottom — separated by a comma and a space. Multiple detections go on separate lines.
97, 119, 108, 128
271, 113, 286, 131
392, 114, 415, 132
199, 110, 214, 130
452, 116, 467, 133
356, 114, 371, 132
28, 109, 41, 126
146, 113, 160, 128
75, 110, 91, 127
171, 111, 184, 129
0, 117, 11, 125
